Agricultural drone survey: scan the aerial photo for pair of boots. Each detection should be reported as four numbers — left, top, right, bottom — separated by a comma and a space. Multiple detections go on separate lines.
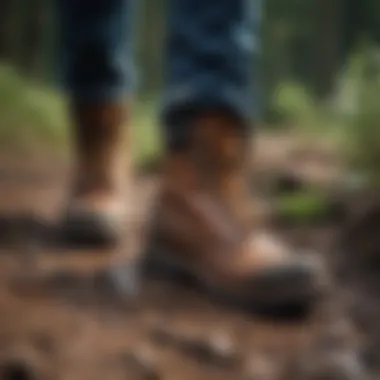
61, 102, 323, 311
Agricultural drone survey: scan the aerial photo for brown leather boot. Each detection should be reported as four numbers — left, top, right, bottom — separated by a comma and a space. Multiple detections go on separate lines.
59, 102, 129, 248
140, 111, 325, 313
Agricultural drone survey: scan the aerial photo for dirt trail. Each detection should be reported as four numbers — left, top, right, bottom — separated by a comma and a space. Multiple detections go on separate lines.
0, 158, 378, 380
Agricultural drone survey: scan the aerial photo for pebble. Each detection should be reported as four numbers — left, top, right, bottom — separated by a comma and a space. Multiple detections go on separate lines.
272, 172, 305, 195
30, 332, 56, 356
294, 349, 368, 380
149, 324, 240, 369
91, 260, 139, 301
361, 340, 380, 371
317, 318, 359, 351
122, 348, 161, 380
148, 324, 174, 346
0, 358, 36, 380
244, 353, 281, 380
182, 331, 240, 369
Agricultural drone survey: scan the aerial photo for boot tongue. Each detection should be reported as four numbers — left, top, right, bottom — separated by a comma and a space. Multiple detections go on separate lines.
161, 112, 255, 250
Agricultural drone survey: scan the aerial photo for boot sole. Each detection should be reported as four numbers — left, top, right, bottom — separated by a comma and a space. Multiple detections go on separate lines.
57, 211, 122, 249
139, 245, 324, 320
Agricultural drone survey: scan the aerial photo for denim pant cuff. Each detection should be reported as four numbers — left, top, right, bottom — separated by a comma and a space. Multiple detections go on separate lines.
161, 85, 254, 151
64, 85, 132, 104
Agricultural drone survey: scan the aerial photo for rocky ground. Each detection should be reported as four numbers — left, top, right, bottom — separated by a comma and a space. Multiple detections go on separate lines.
0, 134, 379, 380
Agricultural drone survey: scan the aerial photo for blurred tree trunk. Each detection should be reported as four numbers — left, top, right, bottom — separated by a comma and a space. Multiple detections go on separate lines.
0, 0, 50, 79
0, 0, 24, 62
342, 0, 368, 56
20, 0, 48, 77
313, 0, 343, 99
0, 0, 12, 58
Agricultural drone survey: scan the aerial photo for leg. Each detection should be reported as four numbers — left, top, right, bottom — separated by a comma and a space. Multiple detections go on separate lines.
161, 0, 260, 149
141, 0, 323, 314
56, 0, 136, 247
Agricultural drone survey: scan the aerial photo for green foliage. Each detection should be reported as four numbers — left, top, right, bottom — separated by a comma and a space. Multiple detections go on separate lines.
270, 39, 380, 188
335, 40, 380, 185
131, 97, 163, 166
0, 64, 68, 152
275, 190, 330, 224
271, 82, 317, 128
0, 64, 161, 166
1, 0, 380, 181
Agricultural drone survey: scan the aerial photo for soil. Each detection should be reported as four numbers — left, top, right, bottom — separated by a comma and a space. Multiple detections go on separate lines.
0, 141, 379, 380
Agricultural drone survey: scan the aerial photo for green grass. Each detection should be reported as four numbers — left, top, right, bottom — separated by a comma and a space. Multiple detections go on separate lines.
270, 42, 380, 188
0, 64, 162, 166
274, 190, 330, 224
3, 41, 380, 184
0, 65, 69, 153
131, 98, 163, 168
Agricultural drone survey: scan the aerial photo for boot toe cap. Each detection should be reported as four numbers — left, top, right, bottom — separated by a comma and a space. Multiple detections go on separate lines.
59, 208, 123, 248
238, 254, 328, 313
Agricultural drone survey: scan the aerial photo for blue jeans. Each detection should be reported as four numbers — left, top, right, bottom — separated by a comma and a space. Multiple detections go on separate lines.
57, 0, 260, 148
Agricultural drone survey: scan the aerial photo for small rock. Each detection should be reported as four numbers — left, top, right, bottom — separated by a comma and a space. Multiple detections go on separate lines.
176, 331, 238, 369
31, 332, 56, 356
295, 349, 368, 380
361, 340, 380, 371
148, 324, 175, 346
244, 354, 281, 380
195, 332, 240, 369
149, 325, 239, 369
272, 173, 306, 195
92, 260, 139, 301
0, 358, 36, 380
122, 349, 161, 380
342, 173, 369, 192
326, 197, 348, 224
317, 318, 358, 351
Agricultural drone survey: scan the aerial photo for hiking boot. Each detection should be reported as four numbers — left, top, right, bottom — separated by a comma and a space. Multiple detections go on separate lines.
59, 102, 129, 248
140, 111, 325, 313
